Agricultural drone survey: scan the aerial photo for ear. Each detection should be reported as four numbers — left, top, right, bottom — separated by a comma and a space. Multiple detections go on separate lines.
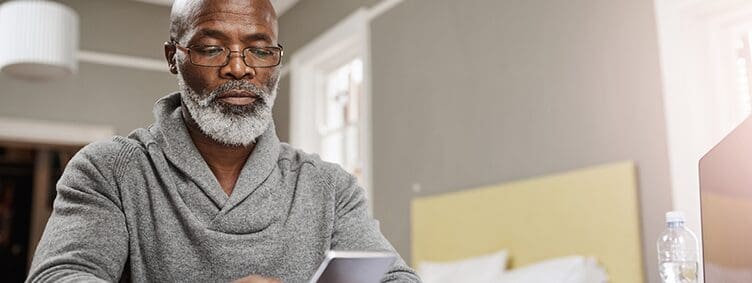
164, 41, 178, 74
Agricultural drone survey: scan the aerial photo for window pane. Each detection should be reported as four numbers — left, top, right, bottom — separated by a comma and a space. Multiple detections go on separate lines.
736, 35, 752, 117
346, 125, 359, 170
322, 131, 344, 166
347, 60, 362, 125
324, 73, 346, 130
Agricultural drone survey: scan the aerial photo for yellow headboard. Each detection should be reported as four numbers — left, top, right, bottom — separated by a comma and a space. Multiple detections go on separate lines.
411, 161, 644, 283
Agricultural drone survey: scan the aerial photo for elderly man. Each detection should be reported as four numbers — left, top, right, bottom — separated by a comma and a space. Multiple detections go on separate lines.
26, 0, 419, 282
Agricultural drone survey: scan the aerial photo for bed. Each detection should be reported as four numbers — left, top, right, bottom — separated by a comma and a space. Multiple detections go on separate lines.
411, 161, 644, 283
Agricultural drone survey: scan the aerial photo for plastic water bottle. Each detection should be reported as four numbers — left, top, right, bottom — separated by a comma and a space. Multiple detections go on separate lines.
657, 211, 699, 283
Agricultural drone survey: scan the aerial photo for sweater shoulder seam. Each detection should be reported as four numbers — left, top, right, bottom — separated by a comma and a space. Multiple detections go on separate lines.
110, 136, 144, 183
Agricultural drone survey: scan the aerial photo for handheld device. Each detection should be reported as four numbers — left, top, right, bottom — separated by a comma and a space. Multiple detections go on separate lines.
308, 250, 397, 283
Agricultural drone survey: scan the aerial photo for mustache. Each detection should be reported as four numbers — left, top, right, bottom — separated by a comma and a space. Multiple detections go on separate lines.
198, 80, 270, 107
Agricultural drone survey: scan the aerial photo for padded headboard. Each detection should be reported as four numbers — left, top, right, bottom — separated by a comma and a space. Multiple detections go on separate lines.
411, 161, 644, 283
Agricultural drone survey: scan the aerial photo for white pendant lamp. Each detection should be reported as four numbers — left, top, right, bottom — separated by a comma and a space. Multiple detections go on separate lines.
0, 0, 79, 80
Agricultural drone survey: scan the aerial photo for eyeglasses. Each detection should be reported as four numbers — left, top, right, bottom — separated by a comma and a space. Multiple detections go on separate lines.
172, 42, 284, 68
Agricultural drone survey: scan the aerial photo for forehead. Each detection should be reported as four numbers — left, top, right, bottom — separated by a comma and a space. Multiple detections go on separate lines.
182, 0, 277, 40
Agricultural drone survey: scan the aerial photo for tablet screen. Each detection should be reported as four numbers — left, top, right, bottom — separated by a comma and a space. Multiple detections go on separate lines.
309, 251, 397, 283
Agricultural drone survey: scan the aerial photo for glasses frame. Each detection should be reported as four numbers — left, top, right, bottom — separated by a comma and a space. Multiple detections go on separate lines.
172, 41, 284, 68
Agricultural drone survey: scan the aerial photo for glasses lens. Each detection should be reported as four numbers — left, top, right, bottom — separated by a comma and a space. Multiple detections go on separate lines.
244, 47, 281, 67
190, 45, 228, 66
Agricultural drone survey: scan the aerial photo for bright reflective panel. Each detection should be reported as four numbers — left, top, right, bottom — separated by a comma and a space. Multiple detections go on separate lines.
700, 116, 752, 282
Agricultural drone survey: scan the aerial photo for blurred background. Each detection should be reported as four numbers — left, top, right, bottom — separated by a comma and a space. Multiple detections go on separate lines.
2, 0, 752, 282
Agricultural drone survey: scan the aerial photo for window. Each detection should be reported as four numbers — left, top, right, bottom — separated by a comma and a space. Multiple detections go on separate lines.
736, 33, 752, 117
289, 9, 373, 210
320, 59, 364, 181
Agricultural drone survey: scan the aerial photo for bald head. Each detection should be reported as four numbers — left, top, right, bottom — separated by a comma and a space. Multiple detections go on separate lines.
169, 0, 278, 43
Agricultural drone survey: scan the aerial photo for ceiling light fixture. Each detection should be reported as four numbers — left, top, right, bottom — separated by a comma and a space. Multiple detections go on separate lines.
0, 0, 79, 81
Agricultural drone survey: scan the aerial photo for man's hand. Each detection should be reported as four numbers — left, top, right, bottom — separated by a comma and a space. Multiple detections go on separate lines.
232, 275, 283, 283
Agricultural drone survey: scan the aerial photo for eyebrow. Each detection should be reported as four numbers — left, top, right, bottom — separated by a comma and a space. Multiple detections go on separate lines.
195, 28, 229, 41
193, 28, 273, 44
243, 33, 273, 43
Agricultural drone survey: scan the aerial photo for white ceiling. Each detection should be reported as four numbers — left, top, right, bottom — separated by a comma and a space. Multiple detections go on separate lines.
131, 0, 300, 15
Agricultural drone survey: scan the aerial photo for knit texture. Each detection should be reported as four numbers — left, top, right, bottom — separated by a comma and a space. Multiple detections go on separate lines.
26, 93, 420, 283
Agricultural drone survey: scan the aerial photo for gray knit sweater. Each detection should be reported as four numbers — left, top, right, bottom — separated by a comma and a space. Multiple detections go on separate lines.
26, 93, 420, 283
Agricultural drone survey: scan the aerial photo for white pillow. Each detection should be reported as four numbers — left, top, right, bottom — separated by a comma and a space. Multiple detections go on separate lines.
497, 256, 608, 283
417, 249, 508, 283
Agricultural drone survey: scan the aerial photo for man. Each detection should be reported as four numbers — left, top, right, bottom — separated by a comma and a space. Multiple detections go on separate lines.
26, 0, 420, 282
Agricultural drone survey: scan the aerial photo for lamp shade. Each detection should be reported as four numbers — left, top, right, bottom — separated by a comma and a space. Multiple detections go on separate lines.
0, 0, 79, 80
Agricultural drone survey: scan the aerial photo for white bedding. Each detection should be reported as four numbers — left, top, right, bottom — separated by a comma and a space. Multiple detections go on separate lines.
417, 250, 508, 283
418, 252, 608, 283
497, 256, 608, 283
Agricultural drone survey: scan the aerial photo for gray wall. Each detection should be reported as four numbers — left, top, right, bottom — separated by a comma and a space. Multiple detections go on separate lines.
281, 1, 673, 283
0, 0, 175, 135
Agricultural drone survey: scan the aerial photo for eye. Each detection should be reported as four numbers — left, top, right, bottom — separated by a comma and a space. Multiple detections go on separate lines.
250, 48, 274, 58
193, 45, 225, 57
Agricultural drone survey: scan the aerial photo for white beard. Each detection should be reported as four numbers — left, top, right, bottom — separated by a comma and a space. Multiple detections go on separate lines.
176, 72, 278, 146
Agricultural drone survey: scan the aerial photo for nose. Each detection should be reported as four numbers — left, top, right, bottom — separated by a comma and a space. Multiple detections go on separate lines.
220, 51, 255, 80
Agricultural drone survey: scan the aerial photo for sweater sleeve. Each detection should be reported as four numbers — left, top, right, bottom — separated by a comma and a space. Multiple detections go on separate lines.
26, 141, 130, 283
326, 164, 422, 283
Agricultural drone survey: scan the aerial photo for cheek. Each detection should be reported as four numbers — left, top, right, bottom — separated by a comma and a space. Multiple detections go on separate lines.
178, 62, 216, 94
255, 68, 279, 88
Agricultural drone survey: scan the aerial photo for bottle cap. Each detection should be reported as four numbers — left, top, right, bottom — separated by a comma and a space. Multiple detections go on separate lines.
666, 211, 685, 223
